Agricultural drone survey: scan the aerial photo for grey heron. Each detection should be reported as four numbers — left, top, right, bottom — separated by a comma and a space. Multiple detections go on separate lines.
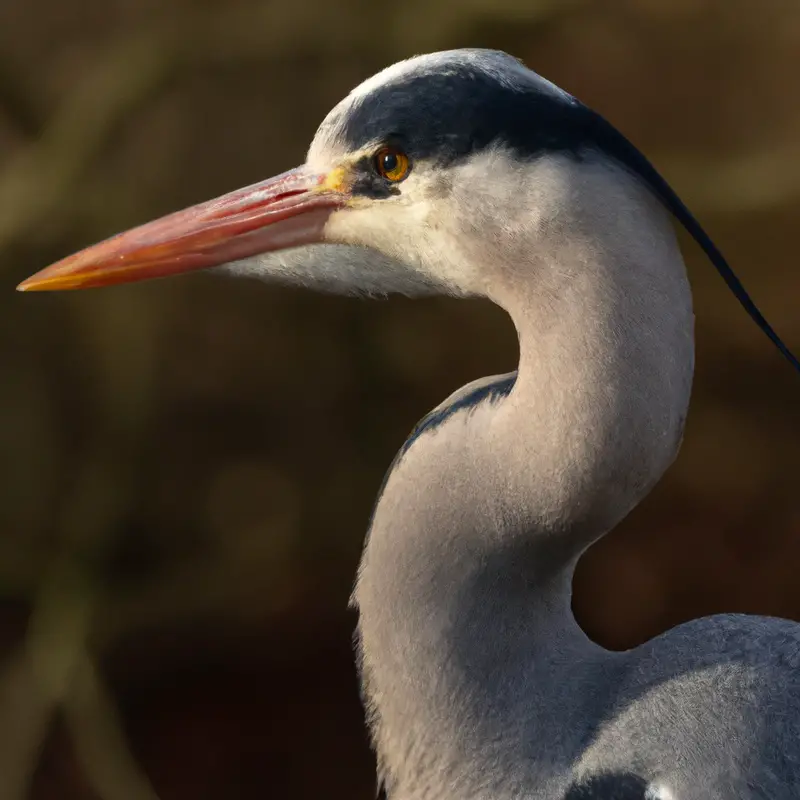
18, 49, 800, 799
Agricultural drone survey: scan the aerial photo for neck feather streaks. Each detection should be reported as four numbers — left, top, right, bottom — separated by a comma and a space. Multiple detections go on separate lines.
353, 160, 695, 799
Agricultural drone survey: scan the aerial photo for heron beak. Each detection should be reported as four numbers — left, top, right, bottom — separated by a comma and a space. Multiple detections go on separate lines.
17, 166, 349, 292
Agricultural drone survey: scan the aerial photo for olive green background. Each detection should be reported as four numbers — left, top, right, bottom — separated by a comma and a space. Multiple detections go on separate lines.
1, 1, 799, 798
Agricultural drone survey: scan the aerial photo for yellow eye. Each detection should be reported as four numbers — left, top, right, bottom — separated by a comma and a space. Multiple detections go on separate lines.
374, 147, 410, 182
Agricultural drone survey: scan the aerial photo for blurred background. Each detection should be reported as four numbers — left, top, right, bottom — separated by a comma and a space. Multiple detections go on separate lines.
1, 0, 799, 797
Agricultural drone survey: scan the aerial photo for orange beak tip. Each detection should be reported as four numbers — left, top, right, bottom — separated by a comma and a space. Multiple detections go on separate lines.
16, 278, 39, 292
16, 271, 77, 292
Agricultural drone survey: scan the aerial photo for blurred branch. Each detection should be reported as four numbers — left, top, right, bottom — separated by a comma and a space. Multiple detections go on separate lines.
65, 655, 161, 800
0, 562, 93, 800
0, 648, 55, 799
0, 559, 161, 800
0, 562, 85, 800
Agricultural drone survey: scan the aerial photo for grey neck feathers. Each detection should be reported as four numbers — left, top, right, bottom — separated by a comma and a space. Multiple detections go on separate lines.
353, 161, 695, 799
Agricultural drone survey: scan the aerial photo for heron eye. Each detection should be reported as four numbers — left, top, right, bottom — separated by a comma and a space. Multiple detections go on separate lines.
374, 147, 410, 182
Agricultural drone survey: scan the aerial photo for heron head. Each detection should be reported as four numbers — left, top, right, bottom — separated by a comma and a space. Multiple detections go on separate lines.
17, 49, 593, 297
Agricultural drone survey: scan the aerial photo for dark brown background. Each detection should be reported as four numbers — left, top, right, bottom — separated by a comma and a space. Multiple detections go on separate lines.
1, 1, 799, 798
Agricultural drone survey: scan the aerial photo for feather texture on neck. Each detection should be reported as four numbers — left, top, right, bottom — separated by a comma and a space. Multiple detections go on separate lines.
353, 157, 695, 799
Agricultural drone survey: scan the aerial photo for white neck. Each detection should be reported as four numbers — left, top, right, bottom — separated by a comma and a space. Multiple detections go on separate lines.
353, 161, 695, 799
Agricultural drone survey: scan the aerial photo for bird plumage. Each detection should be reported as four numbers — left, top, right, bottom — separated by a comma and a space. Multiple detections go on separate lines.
18, 47, 800, 800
